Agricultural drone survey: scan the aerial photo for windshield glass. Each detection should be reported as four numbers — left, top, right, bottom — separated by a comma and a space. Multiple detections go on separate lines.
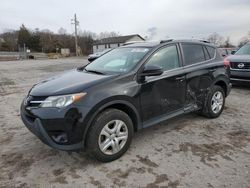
85, 47, 150, 74
235, 44, 250, 55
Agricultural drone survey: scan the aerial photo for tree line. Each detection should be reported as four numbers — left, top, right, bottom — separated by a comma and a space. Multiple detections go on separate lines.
0, 25, 249, 54
206, 32, 250, 48
0, 25, 120, 55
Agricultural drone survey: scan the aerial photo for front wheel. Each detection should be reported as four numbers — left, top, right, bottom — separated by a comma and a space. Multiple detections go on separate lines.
202, 85, 225, 118
86, 109, 134, 162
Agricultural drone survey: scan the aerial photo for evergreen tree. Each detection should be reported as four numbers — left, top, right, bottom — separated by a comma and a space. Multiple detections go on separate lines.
18, 24, 31, 47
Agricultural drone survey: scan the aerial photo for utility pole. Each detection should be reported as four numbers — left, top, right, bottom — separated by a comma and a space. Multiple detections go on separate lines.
71, 14, 79, 56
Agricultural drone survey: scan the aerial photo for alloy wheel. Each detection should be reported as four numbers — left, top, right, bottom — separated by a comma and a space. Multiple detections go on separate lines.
211, 91, 224, 114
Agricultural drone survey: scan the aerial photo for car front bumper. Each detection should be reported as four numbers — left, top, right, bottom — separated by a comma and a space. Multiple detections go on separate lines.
20, 102, 91, 151
230, 69, 250, 84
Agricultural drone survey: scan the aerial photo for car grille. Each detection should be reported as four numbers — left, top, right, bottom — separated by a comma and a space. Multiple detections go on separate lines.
25, 95, 47, 108
230, 62, 250, 70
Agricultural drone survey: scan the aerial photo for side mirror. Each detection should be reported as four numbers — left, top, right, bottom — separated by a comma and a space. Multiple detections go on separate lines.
140, 65, 163, 77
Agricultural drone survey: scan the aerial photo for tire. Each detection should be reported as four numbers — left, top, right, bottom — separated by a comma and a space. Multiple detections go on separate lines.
202, 85, 225, 118
86, 108, 134, 162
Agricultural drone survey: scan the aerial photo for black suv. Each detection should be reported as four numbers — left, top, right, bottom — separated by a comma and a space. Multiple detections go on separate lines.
21, 40, 231, 162
226, 42, 250, 84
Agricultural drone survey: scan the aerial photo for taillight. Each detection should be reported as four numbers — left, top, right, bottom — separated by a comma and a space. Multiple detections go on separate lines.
224, 59, 230, 67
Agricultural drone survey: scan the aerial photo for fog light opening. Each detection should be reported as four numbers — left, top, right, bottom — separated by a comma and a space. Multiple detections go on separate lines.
51, 132, 68, 144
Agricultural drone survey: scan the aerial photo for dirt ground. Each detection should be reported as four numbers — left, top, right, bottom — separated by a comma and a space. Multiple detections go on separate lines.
0, 58, 250, 188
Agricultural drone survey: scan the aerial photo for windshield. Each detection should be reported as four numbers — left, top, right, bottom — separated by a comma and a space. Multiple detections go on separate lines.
85, 47, 150, 74
235, 44, 250, 55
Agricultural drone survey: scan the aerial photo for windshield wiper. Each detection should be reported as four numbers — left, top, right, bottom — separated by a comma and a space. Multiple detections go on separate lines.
84, 68, 105, 75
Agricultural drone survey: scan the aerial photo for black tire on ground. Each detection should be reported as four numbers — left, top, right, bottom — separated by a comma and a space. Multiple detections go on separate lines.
86, 108, 134, 162
202, 85, 225, 118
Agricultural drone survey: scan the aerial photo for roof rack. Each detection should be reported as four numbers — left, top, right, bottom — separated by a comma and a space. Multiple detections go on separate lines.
160, 39, 173, 44
122, 41, 146, 46
197, 39, 210, 43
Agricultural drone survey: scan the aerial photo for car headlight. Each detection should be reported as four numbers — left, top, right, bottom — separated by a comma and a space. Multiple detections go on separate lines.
40, 93, 86, 108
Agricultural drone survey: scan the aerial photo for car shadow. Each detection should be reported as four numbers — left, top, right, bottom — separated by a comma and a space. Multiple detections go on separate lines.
232, 83, 250, 90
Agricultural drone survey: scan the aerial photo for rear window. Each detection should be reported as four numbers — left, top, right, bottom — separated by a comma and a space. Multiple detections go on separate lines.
182, 44, 205, 65
206, 46, 216, 58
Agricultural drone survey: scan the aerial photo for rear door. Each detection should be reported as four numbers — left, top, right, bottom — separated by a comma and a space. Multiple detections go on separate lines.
180, 43, 215, 107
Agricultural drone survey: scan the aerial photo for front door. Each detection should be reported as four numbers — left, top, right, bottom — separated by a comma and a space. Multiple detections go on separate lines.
139, 44, 186, 123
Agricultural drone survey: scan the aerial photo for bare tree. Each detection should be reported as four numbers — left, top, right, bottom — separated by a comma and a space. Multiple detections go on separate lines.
238, 31, 250, 47
207, 32, 224, 46
97, 31, 120, 39
79, 30, 97, 39
0, 30, 18, 51
58, 27, 67, 35
223, 37, 235, 48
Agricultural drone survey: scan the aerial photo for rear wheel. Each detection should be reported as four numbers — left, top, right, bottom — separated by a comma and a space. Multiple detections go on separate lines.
86, 109, 134, 162
202, 85, 225, 118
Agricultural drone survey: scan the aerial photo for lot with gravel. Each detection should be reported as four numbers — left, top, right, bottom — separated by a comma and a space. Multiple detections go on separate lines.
0, 58, 250, 188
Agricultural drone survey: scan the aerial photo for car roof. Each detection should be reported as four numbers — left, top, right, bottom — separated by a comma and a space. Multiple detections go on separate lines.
122, 41, 160, 48
121, 39, 216, 48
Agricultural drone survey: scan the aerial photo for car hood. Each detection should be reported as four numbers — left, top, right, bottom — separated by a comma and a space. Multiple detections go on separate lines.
227, 55, 250, 62
30, 69, 117, 96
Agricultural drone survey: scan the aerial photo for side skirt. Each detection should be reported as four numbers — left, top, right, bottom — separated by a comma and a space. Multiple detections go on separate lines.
142, 104, 199, 129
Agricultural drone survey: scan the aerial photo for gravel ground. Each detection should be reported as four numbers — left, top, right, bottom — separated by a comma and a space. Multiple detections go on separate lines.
0, 58, 250, 188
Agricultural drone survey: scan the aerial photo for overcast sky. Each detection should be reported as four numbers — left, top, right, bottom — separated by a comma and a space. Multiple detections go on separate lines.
0, 0, 250, 44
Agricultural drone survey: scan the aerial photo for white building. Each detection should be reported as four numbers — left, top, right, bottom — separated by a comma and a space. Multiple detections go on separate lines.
92, 34, 145, 53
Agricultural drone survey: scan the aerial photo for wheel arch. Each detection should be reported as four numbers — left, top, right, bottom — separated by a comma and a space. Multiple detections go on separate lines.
82, 99, 141, 146
212, 76, 230, 97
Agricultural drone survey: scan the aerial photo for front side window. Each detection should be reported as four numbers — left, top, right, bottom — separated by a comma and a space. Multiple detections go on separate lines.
235, 44, 250, 55
85, 47, 150, 74
182, 44, 205, 65
146, 45, 179, 71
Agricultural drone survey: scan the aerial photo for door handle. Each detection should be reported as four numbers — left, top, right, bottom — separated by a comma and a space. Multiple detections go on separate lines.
175, 76, 185, 81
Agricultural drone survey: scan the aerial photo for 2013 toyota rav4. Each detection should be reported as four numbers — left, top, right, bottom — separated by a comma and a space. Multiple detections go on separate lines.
21, 40, 231, 162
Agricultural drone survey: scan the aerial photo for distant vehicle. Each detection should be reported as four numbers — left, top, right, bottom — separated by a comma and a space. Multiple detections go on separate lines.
218, 48, 237, 57
21, 39, 231, 162
88, 49, 113, 62
226, 43, 250, 84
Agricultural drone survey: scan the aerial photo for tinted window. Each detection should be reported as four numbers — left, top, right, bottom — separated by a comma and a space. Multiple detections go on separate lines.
182, 44, 205, 65
146, 45, 179, 71
206, 46, 216, 58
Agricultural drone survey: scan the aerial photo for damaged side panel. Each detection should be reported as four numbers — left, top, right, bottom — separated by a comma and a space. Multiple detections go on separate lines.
185, 65, 228, 110
185, 68, 214, 109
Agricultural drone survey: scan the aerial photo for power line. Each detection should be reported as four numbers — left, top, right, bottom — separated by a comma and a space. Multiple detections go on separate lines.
71, 14, 79, 56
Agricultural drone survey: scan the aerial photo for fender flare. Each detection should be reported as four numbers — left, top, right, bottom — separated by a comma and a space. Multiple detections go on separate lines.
211, 75, 231, 96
